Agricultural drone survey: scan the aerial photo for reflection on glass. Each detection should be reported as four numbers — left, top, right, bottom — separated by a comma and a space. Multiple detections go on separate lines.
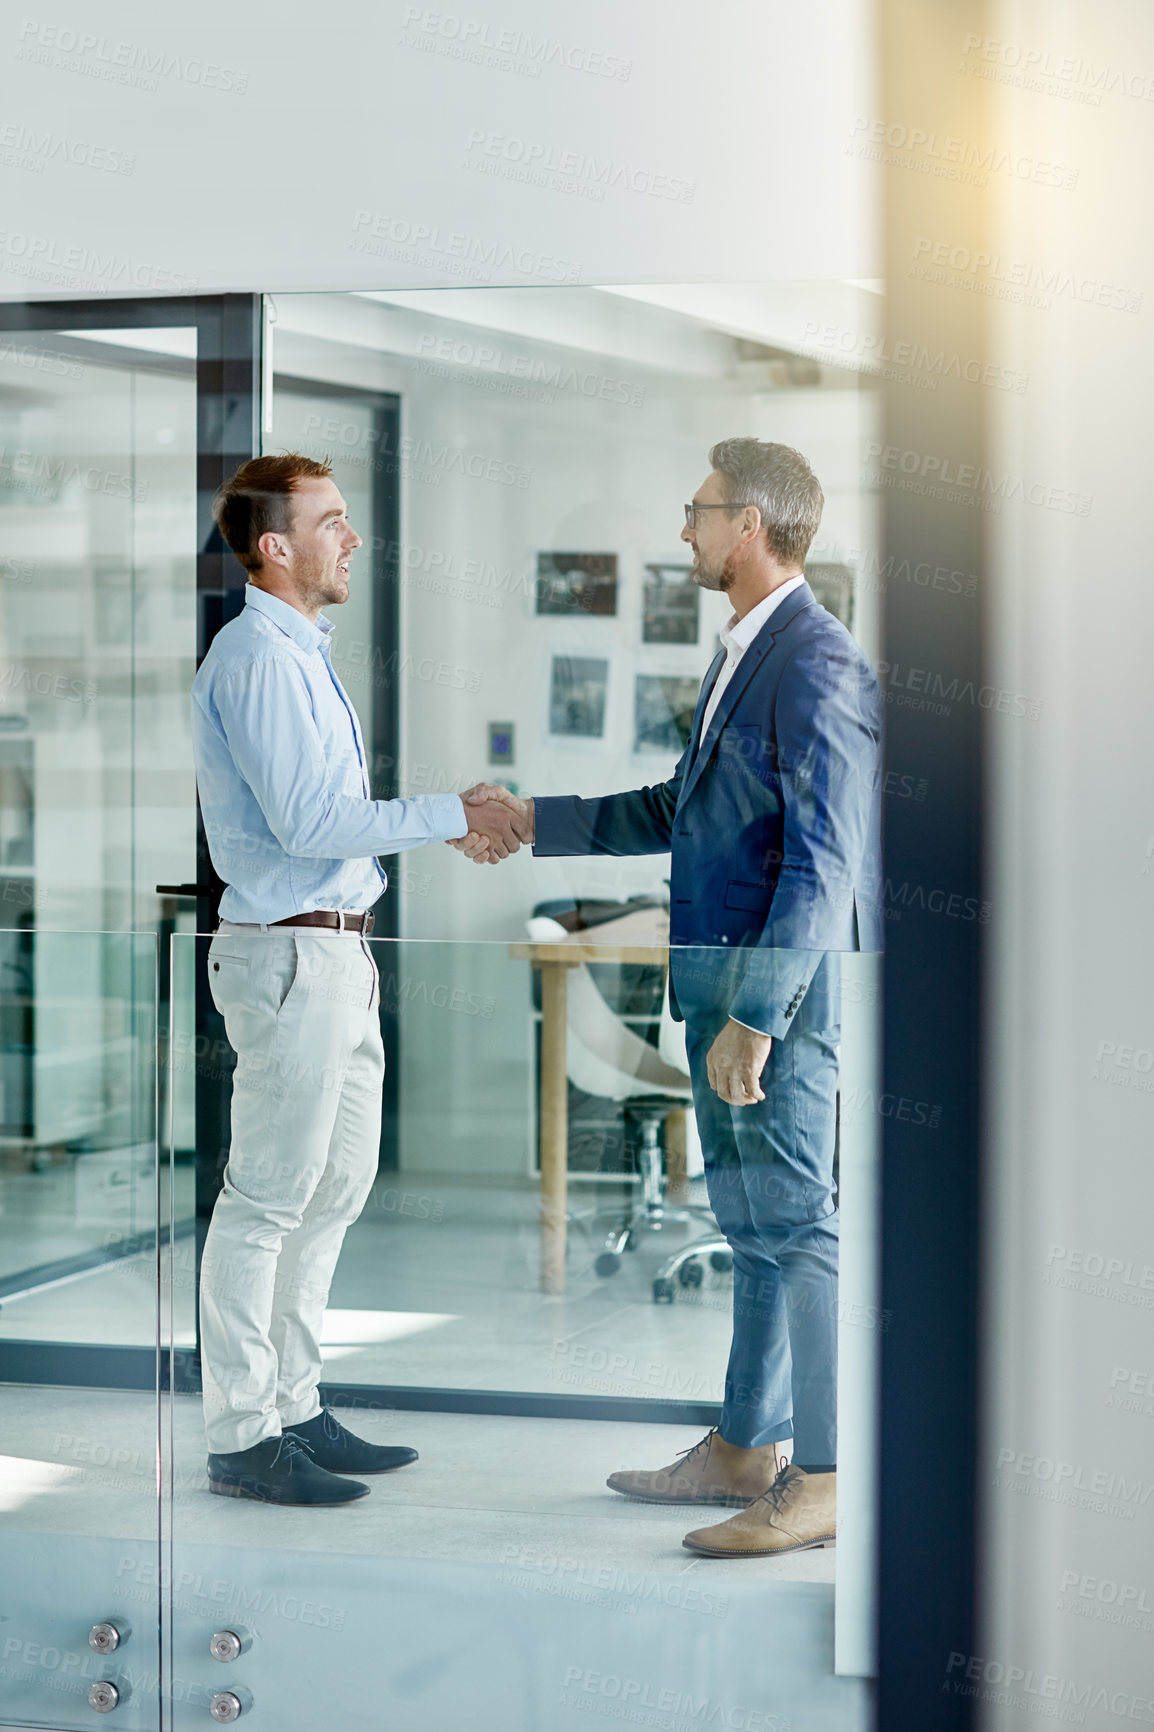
0, 930, 159, 1731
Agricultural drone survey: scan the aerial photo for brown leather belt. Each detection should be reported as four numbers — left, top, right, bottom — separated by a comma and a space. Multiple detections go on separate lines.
271, 910, 375, 935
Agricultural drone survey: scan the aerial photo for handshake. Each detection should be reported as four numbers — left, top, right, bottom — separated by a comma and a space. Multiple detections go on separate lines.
448, 783, 535, 865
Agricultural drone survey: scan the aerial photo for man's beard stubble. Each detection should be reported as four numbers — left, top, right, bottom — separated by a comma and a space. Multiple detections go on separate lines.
691, 550, 739, 594
301, 557, 349, 611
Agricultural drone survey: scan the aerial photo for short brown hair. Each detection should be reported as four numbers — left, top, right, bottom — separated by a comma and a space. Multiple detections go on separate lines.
212, 452, 333, 573
708, 438, 824, 567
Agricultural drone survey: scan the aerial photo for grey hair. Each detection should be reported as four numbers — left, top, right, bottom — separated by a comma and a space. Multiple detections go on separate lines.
708, 438, 824, 567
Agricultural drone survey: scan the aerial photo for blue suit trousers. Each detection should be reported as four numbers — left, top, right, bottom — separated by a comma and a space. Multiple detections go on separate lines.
685, 952, 841, 1467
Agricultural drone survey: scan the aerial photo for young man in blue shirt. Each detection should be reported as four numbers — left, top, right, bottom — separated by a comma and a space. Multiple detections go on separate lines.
192, 453, 525, 1505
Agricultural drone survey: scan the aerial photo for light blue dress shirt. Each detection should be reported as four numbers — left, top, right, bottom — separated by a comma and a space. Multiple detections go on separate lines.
191, 585, 467, 924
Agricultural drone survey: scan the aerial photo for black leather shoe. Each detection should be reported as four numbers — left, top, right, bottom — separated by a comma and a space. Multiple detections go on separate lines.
207, 1435, 370, 1505
283, 1407, 418, 1475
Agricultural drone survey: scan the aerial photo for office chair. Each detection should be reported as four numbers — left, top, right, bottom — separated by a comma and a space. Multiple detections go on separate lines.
527, 913, 722, 1298
647, 975, 733, 1303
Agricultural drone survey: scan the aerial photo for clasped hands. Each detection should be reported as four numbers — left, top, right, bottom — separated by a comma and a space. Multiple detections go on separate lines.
447, 783, 535, 864
448, 783, 769, 1106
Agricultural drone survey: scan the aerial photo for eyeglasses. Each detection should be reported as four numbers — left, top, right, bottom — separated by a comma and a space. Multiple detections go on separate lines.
684, 501, 747, 529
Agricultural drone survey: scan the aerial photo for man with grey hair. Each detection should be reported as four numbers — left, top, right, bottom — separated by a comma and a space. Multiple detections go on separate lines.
454, 438, 883, 1558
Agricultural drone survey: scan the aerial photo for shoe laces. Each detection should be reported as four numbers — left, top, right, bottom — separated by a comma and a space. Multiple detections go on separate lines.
749, 1462, 805, 1516
269, 1435, 314, 1472
675, 1427, 718, 1465
318, 1407, 343, 1442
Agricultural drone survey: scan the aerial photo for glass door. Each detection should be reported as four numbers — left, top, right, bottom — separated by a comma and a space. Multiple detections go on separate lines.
0, 299, 256, 1731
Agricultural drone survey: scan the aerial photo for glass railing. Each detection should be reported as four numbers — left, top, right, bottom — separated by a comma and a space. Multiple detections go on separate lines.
0, 928, 161, 1730
157, 928, 881, 1731
0, 922, 882, 1730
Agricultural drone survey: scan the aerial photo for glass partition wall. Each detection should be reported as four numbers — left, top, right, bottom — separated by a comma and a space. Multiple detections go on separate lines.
0, 284, 883, 1730
0, 312, 200, 1731
164, 931, 879, 1732
0, 932, 161, 1729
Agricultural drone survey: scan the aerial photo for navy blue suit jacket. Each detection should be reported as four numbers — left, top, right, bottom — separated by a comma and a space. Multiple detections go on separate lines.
533, 581, 883, 1039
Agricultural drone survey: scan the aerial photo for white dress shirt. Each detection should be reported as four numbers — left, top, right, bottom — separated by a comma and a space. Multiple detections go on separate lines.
695, 574, 805, 1039
697, 575, 806, 750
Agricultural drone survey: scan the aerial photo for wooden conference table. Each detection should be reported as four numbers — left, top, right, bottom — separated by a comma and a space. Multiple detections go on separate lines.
508, 906, 671, 1294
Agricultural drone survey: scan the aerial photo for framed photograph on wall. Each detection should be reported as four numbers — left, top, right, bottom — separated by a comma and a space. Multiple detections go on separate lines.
634, 673, 701, 754
642, 562, 699, 644
805, 563, 855, 630
536, 552, 618, 616
550, 656, 609, 737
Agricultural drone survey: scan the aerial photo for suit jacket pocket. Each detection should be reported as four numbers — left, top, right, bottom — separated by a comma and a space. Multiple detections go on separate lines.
724, 880, 773, 914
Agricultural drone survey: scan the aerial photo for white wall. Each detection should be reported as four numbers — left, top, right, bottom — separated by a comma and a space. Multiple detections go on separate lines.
0, 0, 877, 301
983, 1, 1154, 1722
273, 289, 882, 944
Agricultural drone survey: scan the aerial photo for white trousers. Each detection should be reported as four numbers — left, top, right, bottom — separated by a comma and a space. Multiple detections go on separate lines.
200, 922, 383, 1454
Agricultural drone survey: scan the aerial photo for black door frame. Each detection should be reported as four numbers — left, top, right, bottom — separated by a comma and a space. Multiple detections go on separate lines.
0, 292, 261, 1362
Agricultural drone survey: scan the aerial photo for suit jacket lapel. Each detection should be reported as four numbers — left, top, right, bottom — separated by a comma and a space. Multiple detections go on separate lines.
687, 648, 724, 756
679, 581, 816, 808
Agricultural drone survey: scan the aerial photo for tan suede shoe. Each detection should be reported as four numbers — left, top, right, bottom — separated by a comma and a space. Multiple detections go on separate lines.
606, 1429, 789, 1507
682, 1464, 836, 1555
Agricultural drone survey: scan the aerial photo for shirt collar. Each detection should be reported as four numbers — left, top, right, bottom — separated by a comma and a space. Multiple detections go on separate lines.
720, 575, 806, 658
244, 583, 334, 654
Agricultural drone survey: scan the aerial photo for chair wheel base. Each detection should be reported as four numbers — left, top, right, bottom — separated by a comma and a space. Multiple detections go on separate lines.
709, 1251, 733, 1273
652, 1277, 675, 1304
595, 1252, 623, 1277
677, 1260, 704, 1287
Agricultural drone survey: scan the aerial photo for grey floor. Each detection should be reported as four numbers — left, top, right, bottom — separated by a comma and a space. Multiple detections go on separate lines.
0, 1171, 865, 1731
0, 1173, 733, 1405
0, 1384, 832, 1586
0, 1170, 830, 1580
